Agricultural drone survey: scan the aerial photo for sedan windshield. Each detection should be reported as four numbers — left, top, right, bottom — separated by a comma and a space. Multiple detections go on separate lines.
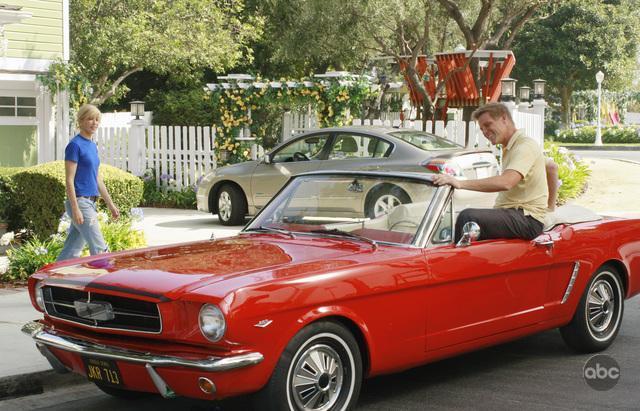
390, 130, 462, 151
246, 174, 437, 246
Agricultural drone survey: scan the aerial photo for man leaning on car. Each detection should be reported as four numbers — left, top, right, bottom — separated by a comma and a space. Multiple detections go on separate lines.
433, 102, 548, 242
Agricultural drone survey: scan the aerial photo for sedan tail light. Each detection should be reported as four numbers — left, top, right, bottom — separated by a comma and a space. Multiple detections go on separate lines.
423, 159, 462, 176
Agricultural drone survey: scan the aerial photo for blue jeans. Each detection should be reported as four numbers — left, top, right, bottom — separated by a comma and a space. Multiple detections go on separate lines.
57, 198, 108, 261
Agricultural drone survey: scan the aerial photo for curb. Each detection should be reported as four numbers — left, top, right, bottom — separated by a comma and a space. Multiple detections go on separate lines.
0, 369, 86, 400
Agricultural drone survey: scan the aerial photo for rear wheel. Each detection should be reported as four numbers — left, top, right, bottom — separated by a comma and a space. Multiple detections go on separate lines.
216, 184, 247, 226
364, 184, 410, 219
560, 266, 624, 353
256, 321, 363, 411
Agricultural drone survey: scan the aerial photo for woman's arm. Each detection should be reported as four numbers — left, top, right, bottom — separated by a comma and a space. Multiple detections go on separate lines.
64, 160, 83, 225
97, 172, 120, 220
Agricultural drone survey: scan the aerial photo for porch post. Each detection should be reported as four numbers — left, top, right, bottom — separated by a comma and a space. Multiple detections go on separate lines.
128, 118, 146, 176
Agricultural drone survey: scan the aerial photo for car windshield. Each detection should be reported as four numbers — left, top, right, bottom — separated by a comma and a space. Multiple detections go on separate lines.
245, 174, 437, 246
390, 130, 462, 151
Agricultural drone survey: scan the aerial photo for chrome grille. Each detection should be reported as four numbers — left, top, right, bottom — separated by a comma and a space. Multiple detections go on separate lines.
43, 286, 161, 333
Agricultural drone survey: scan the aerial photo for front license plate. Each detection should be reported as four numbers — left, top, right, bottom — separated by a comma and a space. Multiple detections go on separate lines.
82, 357, 123, 387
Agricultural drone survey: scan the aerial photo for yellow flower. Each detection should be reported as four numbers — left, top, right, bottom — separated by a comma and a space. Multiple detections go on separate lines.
233, 150, 237, 154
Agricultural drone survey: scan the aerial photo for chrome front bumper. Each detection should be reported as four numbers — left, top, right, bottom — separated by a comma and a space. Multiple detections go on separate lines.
22, 320, 264, 398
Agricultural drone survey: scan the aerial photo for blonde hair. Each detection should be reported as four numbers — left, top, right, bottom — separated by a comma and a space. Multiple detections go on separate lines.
472, 102, 514, 123
76, 104, 101, 128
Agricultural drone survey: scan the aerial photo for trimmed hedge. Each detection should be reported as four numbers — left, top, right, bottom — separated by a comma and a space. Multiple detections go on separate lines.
0, 167, 25, 228
8, 161, 143, 238
555, 126, 640, 144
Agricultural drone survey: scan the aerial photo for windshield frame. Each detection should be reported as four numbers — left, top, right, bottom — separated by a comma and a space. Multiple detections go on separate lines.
243, 171, 446, 248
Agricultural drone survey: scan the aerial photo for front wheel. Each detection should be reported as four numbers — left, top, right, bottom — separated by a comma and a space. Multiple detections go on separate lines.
560, 266, 624, 353
256, 321, 363, 411
216, 184, 247, 226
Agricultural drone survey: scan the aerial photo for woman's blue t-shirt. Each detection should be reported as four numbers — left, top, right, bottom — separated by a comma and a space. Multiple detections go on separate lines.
64, 134, 100, 196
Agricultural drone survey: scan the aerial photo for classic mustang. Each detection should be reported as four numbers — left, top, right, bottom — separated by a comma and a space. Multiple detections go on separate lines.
23, 171, 640, 410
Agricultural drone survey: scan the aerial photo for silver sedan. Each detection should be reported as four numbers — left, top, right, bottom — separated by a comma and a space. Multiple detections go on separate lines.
197, 126, 498, 225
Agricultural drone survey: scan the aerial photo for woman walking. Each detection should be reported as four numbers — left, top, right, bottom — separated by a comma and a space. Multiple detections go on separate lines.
57, 104, 119, 261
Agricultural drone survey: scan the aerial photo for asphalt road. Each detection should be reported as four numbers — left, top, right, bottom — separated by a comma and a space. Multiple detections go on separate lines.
3, 294, 639, 411
568, 149, 640, 163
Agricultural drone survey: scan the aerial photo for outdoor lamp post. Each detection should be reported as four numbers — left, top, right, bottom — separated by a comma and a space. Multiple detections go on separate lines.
519, 86, 531, 103
130, 101, 145, 120
595, 70, 604, 146
500, 78, 516, 102
533, 79, 546, 100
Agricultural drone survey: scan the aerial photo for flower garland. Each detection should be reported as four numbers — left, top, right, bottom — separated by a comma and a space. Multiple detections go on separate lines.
209, 77, 375, 165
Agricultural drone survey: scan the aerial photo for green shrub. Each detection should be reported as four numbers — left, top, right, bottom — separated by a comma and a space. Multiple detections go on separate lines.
9, 161, 143, 238
140, 169, 197, 209
2, 234, 64, 282
544, 142, 591, 204
2, 215, 146, 282
555, 126, 640, 144
0, 167, 24, 227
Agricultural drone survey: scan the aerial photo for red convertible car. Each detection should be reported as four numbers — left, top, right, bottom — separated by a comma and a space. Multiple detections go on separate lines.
23, 171, 640, 410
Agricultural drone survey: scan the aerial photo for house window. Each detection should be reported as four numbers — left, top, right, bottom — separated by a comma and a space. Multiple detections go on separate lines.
0, 96, 36, 117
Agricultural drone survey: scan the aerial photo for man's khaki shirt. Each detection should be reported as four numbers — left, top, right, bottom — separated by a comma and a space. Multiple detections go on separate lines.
494, 130, 548, 223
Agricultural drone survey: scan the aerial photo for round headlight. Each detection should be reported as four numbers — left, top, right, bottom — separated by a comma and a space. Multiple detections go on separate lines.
198, 304, 226, 342
35, 282, 45, 311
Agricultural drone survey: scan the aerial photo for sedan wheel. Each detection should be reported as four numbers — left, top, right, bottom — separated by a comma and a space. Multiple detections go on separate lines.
364, 184, 410, 219
560, 266, 624, 353
256, 322, 362, 411
216, 184, 247, 226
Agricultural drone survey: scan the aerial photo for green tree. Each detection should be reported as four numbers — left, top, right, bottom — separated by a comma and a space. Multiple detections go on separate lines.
511, 0, 640, 127
69, 0, 263, 105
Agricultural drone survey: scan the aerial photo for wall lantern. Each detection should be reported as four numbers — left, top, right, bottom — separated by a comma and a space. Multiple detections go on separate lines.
500, 78, 516, 102
130, 101, 145, 120
533, 79, 546, 100
519, 86, 531, 103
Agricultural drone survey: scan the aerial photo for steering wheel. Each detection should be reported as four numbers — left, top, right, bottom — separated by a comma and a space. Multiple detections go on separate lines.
389, 220, 419, 231
293, 151, 310, 161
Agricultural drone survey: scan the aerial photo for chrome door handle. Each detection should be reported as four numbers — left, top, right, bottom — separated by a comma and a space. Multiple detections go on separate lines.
534, 239, 555, 247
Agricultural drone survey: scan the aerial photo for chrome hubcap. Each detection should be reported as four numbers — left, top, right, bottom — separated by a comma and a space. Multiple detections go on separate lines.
373, 194, 401, 217
587, 279, 615, 333
218, 192, 232, 221
291, 344, 344, 411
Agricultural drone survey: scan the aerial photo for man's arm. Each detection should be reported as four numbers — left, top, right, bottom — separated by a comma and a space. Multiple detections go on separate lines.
432, 169, 522, 192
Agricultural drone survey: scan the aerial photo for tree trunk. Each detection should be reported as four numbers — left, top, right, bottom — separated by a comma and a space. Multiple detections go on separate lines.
560, 86, 572, 129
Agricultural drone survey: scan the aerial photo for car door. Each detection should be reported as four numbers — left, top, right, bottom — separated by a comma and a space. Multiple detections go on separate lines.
317, 133, 393, 212
250, 133, 331, 210
422, 201, 553, 352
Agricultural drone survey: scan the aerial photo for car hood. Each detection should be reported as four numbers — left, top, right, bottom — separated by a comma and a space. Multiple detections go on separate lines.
39, 234, 373, 301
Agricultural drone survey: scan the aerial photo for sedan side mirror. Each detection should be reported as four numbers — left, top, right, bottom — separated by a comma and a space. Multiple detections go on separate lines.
456, 221, 480, 247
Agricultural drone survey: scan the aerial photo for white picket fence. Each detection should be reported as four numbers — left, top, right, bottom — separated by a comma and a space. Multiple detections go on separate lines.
59, 125, 216, 190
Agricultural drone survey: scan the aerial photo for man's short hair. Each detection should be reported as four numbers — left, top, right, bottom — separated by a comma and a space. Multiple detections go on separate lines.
472, 102, 514, 123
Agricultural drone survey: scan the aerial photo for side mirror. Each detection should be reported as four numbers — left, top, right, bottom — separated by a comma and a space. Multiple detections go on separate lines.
261, 154, 271, 164
456, 221, 480, 247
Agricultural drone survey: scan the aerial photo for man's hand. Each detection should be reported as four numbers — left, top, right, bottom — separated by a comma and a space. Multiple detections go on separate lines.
432, 174, 461, 189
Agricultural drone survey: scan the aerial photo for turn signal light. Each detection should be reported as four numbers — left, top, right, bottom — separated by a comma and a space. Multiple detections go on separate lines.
198, 377, 216, 395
